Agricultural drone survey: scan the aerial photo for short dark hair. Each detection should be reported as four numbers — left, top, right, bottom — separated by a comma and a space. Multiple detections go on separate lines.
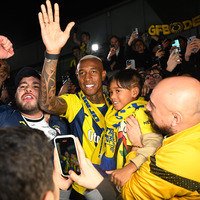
109, 35, 120, 43
108, 69, 143, 92
145, 66, 163, 78
72, 46, 80, 51
133, 39, 145, 48
0, 126, 54, 200
81, 32, 90, 39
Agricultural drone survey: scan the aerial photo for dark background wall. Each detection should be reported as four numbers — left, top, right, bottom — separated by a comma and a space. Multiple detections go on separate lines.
1, 0, 200, 79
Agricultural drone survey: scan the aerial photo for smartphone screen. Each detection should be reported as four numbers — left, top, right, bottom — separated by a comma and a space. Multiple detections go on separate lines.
62, 75, 70, 85
188, 36, 198, 52
172, 39, 180, 48
126, 59, 135, 69
54, 135, 80, 177
132, 28, 139, 38
188, 35, 196, 43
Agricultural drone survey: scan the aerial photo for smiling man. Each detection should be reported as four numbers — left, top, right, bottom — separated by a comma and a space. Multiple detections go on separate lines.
0, 67, 69, 141
38, 1, 110, 198
39, 54, 110, 198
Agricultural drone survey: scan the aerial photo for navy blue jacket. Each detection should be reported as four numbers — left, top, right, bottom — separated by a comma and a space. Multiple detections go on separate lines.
0, 105, 69, 140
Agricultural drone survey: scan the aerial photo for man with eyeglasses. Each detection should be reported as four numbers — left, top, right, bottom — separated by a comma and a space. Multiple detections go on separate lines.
144, 67, 163, 89
143, 66, 163, 101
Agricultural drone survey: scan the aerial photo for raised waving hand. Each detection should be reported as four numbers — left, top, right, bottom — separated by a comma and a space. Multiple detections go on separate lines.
38, 0, 75, 54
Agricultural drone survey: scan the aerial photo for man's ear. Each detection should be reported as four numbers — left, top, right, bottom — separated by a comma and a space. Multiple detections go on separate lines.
43, 191, 55, 200
75, 69, 78, 78
102, 70, 107, 81
171, 112, 182, 127
131, 87, 140, 98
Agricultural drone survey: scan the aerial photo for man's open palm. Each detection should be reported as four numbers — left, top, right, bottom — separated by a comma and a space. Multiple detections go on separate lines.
38, 0, 74, 54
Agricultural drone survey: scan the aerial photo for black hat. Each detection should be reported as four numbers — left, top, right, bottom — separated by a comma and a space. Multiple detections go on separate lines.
15, 67, 41, 88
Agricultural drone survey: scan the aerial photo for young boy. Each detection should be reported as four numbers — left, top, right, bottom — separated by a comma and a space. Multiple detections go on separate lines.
92, 69, 163, 187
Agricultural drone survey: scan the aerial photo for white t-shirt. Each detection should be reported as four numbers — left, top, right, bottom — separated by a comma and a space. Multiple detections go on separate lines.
21, 114, 57, 141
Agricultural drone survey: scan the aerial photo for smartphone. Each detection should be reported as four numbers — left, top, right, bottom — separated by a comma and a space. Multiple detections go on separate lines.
132, 28, 138, 38
170, 40, 181, 61
188, 35, 196, 43
172, 39, 180, 48
110, 44, 115, 48
188, 36, 198, 52
126, 35, 130, 42
126, 59, 135, 69
62, 75, 70, 85
54, 135, 81, 177
171, 39, 181, 54
157, 44, 162, 50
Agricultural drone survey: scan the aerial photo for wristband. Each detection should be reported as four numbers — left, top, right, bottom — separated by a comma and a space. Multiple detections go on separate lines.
44, 51, 60, 60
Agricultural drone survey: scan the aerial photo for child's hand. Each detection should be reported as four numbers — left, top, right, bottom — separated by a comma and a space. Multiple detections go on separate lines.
126, 115, 143, 148
106, 162, 137, 187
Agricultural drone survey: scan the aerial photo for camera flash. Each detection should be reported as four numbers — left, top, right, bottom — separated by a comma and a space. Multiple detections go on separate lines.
92, 44, 99, 51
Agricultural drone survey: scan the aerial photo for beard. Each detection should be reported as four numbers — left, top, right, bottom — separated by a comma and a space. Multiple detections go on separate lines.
16, 99, 40, 116
145, 111, 174, 137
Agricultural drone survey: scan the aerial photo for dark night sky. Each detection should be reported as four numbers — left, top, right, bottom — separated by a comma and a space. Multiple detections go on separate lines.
1, 0, 199, 49
0, 0, 128, 48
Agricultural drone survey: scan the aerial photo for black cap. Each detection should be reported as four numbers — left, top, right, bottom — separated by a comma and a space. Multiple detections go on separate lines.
15, 67, 41, 88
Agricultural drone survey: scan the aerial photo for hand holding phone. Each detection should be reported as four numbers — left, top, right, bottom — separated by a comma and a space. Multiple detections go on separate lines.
188, 36, 196, 43
188, 36, 198, 52
69, 137, 104, 189
54, 136, 104, 190
126, 59, 135, 69
62, 75, 70, 85
54, 135, 81, 177
132, 28, 139, 39
167, 48, 182, 72
170, 39, 181, 61
107, 45, 116, 59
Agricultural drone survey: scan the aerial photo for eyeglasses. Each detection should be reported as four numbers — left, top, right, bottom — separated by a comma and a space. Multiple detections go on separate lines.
145, 73, 161, 80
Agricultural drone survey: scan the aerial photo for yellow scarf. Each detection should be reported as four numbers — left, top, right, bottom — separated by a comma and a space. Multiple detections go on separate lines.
73, 90, 111, 194
78, 90, 111, 135
92, 97, 147, 171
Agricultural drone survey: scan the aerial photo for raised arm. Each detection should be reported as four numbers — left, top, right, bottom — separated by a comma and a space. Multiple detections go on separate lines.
38, 0, 74, 115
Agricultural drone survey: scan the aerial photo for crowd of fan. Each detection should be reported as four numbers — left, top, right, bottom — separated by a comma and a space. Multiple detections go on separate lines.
67, 29, 200, 96
0, 28, 200, 104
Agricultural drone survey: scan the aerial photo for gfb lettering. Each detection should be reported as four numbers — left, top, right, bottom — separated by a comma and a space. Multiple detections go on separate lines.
88, 130, 100, 144
148, 15, 200, 36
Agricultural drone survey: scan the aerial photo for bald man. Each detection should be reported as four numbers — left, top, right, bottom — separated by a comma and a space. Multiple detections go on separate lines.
121, 76, 200, 199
